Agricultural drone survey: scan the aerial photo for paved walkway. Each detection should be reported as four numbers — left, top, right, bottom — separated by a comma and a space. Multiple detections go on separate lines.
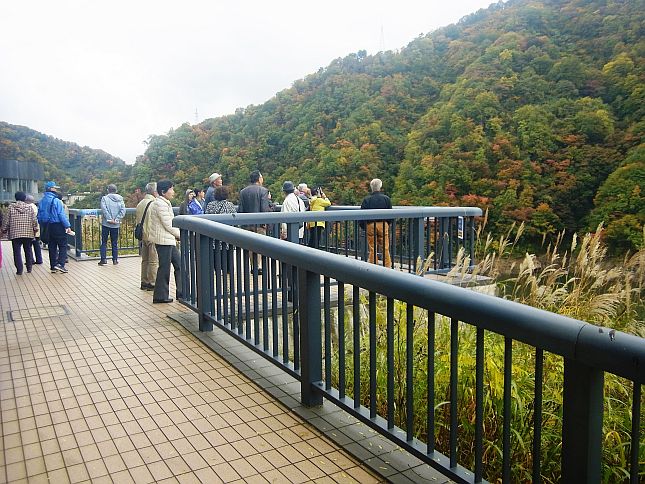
0, 242, 383, 483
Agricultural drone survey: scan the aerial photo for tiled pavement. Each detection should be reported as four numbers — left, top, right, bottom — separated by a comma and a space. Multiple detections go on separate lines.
0, 242, 385, 484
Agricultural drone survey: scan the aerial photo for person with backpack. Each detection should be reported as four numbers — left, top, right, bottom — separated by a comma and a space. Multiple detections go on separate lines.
135, 182, 158, 291
37, 181, 74, 273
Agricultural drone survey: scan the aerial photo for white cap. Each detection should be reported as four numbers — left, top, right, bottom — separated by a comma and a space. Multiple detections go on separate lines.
209, 173, 222, 183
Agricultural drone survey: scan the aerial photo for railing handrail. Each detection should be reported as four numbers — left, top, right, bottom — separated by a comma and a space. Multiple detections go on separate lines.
188, 205, 482, 225
174, 216, 644, 384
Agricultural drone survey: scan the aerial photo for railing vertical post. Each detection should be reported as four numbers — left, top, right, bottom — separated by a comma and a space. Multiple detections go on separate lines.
298, 267, 322, 407
562, 358, 603, 482
195, 233, 213, 332
74, 213, 83, 257
412, 217, 424, 272
437, 217, 450, 270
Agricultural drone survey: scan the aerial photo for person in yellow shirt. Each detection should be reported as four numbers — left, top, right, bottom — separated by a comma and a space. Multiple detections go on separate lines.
307, 187, 331, 248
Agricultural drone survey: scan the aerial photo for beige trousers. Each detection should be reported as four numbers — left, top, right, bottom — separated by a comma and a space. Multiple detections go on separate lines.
140, 240, 159, 286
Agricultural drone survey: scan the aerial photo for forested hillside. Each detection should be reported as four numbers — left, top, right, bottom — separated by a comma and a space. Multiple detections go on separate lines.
130, 0, 643, 250
0, 121, 130, 191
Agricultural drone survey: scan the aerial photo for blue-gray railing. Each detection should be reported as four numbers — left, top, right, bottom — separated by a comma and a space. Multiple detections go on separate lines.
174, 214, 644, 483
66, 205, 480, 272
67, 207, 182, 258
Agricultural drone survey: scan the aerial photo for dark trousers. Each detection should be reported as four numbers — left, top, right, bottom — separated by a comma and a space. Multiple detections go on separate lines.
11, 238, 34, 274
32, 238, 43, 264
154, 244, 181, 300
307, 226, 325, 248
48, 223, 68, 269
100, 226, 120, 262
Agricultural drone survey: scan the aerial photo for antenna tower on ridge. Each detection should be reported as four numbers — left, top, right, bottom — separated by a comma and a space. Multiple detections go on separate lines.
379, 24, 386, 52
194, 108, 199, 124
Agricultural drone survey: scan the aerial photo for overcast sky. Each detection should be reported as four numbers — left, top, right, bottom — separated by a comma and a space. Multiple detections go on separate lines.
1, 0, 494, 164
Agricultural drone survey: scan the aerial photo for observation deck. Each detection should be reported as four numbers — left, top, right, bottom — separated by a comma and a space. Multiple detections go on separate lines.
0, 244, 405, 483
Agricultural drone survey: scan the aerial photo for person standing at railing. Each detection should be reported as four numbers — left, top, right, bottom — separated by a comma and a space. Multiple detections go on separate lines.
25, 194, 43, 265
307, 187, 331, 248
193, 188, 206, 211
188, 189, 204, 215
204, 172, 223, 207
0, 191, 38, 275
280, 181, 306, 242
149, 180, 181, 304
360, 178, 392, 268
238, 170, 272, 274
98, 184, 126, 266
179, 189, 194, 215
135, 182, 158, 291
38, 181, 74, 274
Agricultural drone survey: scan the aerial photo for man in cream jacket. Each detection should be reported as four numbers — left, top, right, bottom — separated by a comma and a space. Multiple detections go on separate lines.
135, 182, 158, 290
148, 180, 181, 304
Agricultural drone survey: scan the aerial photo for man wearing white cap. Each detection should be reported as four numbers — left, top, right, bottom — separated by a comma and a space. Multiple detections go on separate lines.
204, 172, 223, 207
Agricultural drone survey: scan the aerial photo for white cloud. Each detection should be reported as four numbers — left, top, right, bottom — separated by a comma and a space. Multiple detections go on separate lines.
0, 0, 495, 163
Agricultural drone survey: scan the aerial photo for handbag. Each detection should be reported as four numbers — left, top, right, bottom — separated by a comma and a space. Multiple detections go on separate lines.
135, 200, 153, 241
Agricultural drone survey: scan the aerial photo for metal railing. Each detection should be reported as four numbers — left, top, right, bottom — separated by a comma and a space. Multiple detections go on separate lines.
196, 206, 482, 274
67, 207, 180, 259
174, 215, 644, 483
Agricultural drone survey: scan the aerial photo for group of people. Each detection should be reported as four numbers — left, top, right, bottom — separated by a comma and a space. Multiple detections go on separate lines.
134, 171, 393, 304
1, 171, 392, 302
0, 181, 74, 275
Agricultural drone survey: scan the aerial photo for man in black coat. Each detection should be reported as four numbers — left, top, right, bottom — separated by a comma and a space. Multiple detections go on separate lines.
360, 178, 392, 267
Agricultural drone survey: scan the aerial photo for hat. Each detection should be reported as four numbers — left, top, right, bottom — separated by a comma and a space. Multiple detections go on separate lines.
282, 181, 295, 193
209, 173, 222, 183
45, 181, 60, 190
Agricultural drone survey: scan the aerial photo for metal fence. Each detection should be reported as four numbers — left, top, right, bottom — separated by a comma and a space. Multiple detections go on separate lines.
174, 215, 644, 484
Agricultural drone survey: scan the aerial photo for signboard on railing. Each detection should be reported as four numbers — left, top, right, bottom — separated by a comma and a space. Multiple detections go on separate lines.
458, 216, 464, 240
81, 209, 99, 218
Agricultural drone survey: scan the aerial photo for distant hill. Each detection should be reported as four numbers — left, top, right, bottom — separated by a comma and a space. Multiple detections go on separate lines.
0, 121, 130, 192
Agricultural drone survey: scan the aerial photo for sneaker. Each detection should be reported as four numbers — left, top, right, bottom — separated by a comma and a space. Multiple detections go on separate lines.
51, 269, 58, 274
98, 260, 108, 266
55, 265, 68, 273
113, 260, 119, 265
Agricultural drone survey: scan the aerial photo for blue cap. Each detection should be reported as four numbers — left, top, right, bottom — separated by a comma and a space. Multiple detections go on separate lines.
45, 181, 60, 190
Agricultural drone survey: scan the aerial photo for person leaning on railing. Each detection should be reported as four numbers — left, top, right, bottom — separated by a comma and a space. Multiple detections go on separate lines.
307, 186, 331, 248
360, 178, 392, 267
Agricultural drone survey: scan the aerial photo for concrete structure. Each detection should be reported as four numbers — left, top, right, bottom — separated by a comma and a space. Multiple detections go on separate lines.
0, 159, 44, 203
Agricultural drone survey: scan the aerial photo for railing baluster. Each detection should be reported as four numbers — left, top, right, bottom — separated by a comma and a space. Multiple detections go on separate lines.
427, 310, 435, 453
253, 254, 259, 345
450, 318, 458, 468
222, 243, 229, 327
271, 258, 278, 357
502, 337, 512, 483
630, 381, 641, 484
324, 276, 331, 391
236, 247, 243, 335
387, 298, 394, 430
338, 282, 346, 400
214, 241, 222, 322
262, 255, 268, 351
292, 265, 300, 372
369, 291, 377, 419
406, 303, 414, 441
244, 250, 251, 339
281, 262, 289, 364
475, 327, 484, 482
353, 285, 360, 409
533, 348, 543, 484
